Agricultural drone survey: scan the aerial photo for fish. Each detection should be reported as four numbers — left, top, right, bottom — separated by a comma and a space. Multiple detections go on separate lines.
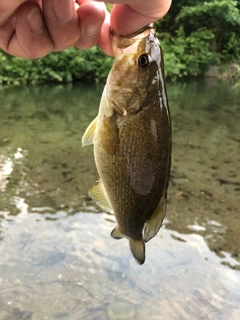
82, 24, 171, 265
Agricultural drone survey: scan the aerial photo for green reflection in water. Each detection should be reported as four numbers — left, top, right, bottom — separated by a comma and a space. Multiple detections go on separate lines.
0, 83, 103, 215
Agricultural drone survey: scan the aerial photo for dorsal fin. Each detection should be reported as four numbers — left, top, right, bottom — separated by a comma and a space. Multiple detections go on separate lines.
89, 180, 113, 214
143, 196, 167, 242
82, 116, 98, 147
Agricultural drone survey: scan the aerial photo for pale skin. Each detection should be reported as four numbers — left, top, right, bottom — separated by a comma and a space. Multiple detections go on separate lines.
0, 0, 172, 58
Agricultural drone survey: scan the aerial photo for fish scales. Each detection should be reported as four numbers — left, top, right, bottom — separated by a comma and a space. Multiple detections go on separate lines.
82, 24, 171, 264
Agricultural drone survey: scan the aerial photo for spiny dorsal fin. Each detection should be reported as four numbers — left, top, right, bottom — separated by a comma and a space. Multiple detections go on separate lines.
89, 180, 113, 214
82, 116, 98, 147
143, 196, 167, 243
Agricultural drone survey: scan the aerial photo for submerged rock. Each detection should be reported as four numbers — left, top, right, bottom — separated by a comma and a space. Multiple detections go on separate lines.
107, 301, 135, 320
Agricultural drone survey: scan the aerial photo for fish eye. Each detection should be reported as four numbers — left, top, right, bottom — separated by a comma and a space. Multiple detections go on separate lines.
138, 54, 149, 68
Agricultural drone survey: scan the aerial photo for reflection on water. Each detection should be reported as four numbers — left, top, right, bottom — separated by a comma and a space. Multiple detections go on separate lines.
0, 80, 240, 319
0, 148, 25, 192
1, 210, 240, 320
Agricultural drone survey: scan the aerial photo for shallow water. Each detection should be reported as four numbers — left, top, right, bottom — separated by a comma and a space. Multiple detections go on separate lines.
0, 80, 240, 320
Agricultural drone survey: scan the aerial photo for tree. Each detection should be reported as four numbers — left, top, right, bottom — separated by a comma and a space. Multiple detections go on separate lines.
157, 0, 240, 78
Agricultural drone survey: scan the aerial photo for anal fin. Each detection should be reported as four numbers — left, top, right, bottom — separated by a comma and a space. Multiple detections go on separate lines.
143, 196, 167, 243
90, 180, 113, 214
111, 226, 124, 240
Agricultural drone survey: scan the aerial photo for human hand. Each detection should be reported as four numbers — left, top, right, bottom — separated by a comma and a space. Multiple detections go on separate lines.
0, 0, 107, 59
0, 0, 171, 59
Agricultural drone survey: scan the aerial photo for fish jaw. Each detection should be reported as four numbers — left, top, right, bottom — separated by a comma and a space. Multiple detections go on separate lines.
110, 24, 156, 58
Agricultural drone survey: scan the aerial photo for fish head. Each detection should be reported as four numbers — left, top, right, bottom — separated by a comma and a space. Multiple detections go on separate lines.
107, 24, 163, 115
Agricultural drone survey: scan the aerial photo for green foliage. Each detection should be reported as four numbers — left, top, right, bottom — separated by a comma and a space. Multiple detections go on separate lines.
157, 0, 240, 79
176, 0, 240, 61
160, 27, 218, 79
0, 46, 113, 85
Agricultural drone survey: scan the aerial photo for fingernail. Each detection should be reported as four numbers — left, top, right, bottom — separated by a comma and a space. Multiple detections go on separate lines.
52, 0, 74, 25
27, 8, 43, 34
85, 20, 103, 38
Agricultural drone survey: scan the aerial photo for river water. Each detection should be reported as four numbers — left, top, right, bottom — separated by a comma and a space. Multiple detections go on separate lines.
0, 80, 239, 320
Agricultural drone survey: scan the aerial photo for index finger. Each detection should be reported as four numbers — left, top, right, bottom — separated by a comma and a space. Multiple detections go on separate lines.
0, 0, 28, 25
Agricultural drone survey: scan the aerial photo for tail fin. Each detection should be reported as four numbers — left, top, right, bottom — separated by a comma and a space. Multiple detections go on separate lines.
111, 226, 145, 265
129, 239, 145, 265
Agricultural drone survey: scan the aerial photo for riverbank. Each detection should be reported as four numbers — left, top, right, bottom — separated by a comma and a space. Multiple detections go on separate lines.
205, 63, 240, 80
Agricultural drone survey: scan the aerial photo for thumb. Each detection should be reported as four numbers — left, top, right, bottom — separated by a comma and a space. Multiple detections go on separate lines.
110, 1, 171, 36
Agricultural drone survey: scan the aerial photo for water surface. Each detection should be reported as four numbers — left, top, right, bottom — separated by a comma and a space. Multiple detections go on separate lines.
0, 80, 240, 320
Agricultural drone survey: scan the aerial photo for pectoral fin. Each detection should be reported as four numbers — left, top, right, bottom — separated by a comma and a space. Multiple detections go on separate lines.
89, 180, 113, 214
99, 115, 118, 154
111, 226, 145, 265
82, 116, 98, 147
143, 196, 167, 243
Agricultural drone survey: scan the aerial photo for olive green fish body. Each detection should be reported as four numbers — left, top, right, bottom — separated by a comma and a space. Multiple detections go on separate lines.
82, 25, 171, 264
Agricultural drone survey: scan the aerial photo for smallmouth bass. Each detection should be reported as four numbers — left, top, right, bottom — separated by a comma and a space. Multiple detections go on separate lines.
82, 24, 171, 265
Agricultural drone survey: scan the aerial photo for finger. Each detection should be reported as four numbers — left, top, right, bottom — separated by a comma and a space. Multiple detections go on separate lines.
98, 10, 112, 56
74, 0, 106, 50
0, 0, 27, 25
98, 0, 171, 36
110, 0, 171, 36
42, 0, 81, 52
0, 2, 53, 59
0, 17, 16, 52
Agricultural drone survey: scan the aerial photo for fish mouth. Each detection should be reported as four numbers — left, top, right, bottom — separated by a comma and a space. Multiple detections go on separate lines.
110, 23, 156, 38
110, 24, 156, 55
